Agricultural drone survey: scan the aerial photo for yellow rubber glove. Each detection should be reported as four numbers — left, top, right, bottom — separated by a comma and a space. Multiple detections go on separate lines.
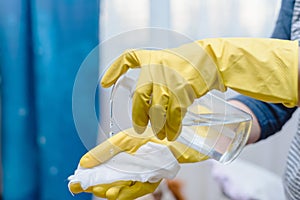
80, 127, 208, 167
101, 38, 298, 141
69, 127, 209, 199
69, 180, 161, 200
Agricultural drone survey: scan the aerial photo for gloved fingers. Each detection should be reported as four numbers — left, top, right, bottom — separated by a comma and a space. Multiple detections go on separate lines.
91, 181, 133, 199
69, 182, 92, 194
168, 141, 210, 163
80, 128, 161, 168
155, 130, 167, 140
92, 185, 108, 198
101, 50, 147, 88
149, 84, 169, 140
117, 181, 161, 200
132, 83, 152, 134
106, 186, 124, 200
165, 103, 184, 141
165, 84, 196, 141
79, 138, 124, 168
79, 131, 134, 168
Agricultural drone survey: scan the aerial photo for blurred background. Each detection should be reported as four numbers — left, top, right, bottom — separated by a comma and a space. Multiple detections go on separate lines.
0, 1, 99, 200
1, 0, 298, 200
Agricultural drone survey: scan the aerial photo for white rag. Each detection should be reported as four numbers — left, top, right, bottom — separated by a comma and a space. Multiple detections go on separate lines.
68, 142, 180, 191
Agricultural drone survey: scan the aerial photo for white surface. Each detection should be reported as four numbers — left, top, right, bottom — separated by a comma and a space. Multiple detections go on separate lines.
212, 159, 285, 200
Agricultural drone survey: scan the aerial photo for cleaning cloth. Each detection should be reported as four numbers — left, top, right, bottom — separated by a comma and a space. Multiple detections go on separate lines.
68, 142, 180, 191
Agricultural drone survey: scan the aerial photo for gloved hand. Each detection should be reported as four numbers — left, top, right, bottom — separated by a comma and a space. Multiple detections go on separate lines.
69, 180, 161, 200
69, 127, 209, 199
101, 38, 298, 141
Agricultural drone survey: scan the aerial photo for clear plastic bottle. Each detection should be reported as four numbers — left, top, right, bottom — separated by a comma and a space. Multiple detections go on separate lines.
110, 69, 252, 164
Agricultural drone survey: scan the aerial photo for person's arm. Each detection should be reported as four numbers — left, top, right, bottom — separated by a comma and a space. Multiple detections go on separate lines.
228, 97, 297, 144
271, 0, 294, 40
229, 45, 300, 144
229, 100, 261, 144
227, 0, 298, 144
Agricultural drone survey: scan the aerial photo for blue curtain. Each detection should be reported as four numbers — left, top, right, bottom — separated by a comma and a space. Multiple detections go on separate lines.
0, 0, 99, 200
